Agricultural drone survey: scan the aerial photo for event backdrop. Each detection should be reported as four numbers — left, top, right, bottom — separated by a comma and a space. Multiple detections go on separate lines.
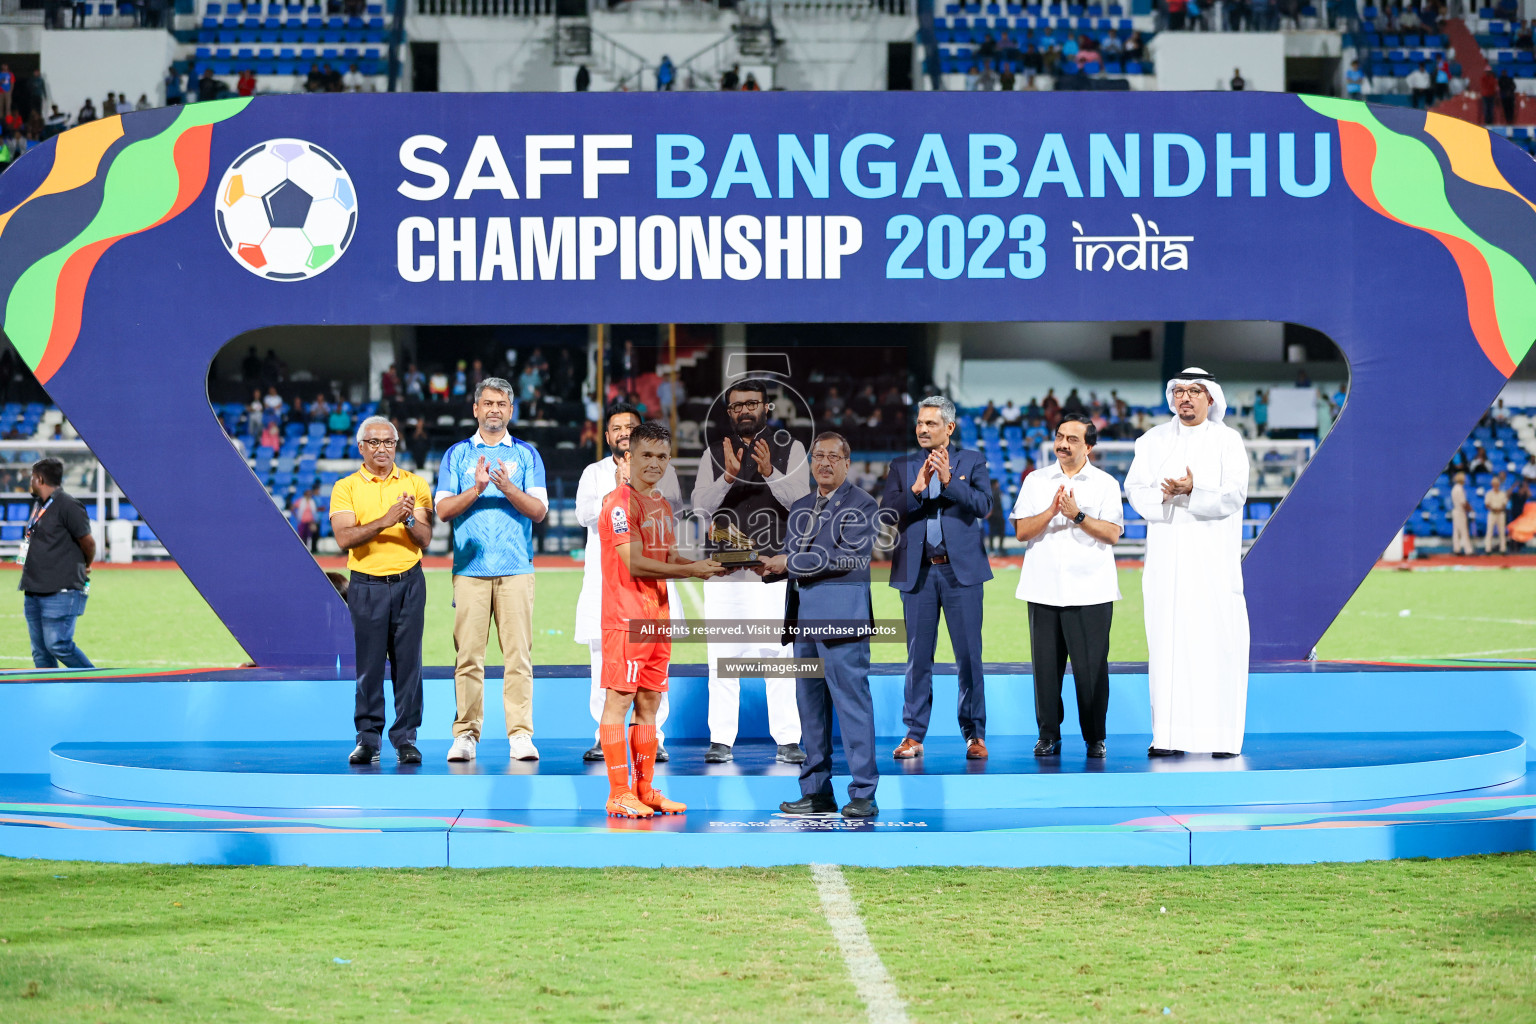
0, 93, 1528, 667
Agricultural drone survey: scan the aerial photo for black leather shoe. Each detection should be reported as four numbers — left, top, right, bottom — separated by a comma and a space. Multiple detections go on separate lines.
1212, 751, 1240, 759
776, 743, 807, 764
582, 743, 604, 762
395, 743, 421, 764
656, 746, 669, 763
704, 742, 733, 763
1147, 747, 1184, 758
779, 794, 839, 816
1033, 739, 1062, 756
348, 743, 380, 765
841, 798, 878, 819
1086, 740, 1107, 759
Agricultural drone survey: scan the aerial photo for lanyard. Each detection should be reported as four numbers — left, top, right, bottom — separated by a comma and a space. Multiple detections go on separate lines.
23, 495, 53, 541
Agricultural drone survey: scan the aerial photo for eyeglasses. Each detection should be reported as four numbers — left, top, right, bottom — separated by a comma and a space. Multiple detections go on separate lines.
360, 438, 398, 450
1170, 387, 1209, 399
811, 452, 847, 465
726, 400, 764, 414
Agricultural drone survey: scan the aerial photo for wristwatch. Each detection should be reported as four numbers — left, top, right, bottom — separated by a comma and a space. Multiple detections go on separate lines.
1072, 511, 1086, 525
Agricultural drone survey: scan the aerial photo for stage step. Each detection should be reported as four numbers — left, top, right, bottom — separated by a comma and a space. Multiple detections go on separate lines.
48, 733, 1527, 811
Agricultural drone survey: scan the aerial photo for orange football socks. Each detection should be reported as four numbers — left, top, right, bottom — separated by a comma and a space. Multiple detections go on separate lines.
600, 723, 629, 798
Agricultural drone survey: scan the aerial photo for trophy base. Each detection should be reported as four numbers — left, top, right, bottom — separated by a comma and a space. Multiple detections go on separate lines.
713, 551, 764, 569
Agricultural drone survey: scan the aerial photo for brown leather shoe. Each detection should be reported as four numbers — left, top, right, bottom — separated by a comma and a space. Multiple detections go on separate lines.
966, 737, 989, 760
892, 738, 924, 759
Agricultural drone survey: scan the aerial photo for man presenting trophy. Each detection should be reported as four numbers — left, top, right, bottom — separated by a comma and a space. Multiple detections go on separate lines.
690, 379, 812, 763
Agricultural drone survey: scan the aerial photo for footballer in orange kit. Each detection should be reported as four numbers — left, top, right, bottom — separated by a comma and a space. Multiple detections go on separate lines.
597, 421, 726, 818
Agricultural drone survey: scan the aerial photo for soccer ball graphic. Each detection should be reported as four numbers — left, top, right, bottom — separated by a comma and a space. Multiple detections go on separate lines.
214, 139, 357, 281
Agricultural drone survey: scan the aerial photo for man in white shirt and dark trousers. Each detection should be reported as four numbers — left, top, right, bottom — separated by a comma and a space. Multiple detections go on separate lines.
1011, 413, 1123, 758
574, 403, 682, 762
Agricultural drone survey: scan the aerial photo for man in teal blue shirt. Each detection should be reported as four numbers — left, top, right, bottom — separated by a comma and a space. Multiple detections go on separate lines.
435, 377, 548, 764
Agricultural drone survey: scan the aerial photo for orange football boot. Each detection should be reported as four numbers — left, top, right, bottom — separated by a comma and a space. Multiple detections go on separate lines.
606, 790, 654, 819
637, 786, 686, 815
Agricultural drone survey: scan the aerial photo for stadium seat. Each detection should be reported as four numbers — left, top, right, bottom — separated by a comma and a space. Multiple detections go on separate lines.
135, 525, 158, 542
0, 525, 21, 541
118, 503, 138, 520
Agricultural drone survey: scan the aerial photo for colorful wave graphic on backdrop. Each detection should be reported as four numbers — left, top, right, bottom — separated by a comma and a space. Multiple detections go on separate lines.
1303, 96, 1536, 377
0, 99, 249, 384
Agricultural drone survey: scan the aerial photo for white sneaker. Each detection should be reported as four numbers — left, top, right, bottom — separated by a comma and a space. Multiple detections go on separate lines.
508, 734, 540, 761
446, 736, 476, 762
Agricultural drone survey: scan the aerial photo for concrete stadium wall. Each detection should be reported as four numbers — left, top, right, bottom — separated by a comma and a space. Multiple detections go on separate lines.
1152, 30, 1286, 92
408, 15, 557, 93
41, 28, 175, 119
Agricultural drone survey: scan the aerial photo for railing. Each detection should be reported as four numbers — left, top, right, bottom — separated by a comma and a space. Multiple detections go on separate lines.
556, 20, 653, 89
415, 0, 552, 15
741, 0, 907, 16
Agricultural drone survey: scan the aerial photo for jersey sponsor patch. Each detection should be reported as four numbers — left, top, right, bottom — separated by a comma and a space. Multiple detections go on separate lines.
611, 505, 629, 534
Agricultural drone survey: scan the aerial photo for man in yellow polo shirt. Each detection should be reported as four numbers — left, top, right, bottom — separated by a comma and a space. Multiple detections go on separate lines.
330, 415, 435, 765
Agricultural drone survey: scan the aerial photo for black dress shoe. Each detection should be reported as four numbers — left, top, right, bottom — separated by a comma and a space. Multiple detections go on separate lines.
656, 746, 669, 763
1086, 740, 1107, 758
1212, 751, 1240, 759
704, 742, 733, 763
396, 742, 421, 764
1033, 739, 1062, 756
348, 743, 380, 765
841, 798, 878, 819
779, 794, 839, 816
776, 743, 807, 764
582, 743, 604, 762
1147, 747, 1184, 758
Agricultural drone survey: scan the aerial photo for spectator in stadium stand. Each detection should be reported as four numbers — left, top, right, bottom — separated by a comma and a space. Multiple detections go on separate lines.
44, 105, 66, 130
19, 458, 95, 670
1344, 60, 1363, 99
293, 487, 320, 554
721, 64, 740, 90
407, 417, 429, 469
1230, 68, 1246, 91
1499, 69, 1518, 125
1470, 444, 1491, 476
309, 393, 330, 423
574, 64, 591, 92
403, 363, 425, 401
327, 404, 351, 435
1011, 414, 1122, 759
575, 403, 683, 763
165, 67, 183, 105
323, 64, 343, 91
1165, 0, 1188, 30
469, 358, 485, 393
1450, 471, 1472, 555
657, 55, 675, 92
1252, 389, 1268, 437
305, 64, 324, 93
980, 400, 998, 425
883, 395, 994, 761
237, 70, 256, 98
988, 478, 1007, 554
1226, 0, 1249, 29
331, 416, 434, 766
964, 64, 981, 90
262, 385, 283, 416
1484, 474, 1510, 554
1403, 62, 1432, 109
1124, 31, 1145, 63
1062, 388, 1085, 416
343, 64, 364, 92
76, 98, 95, 124
0, 65, 13, 126
451, 360, 468, 400
1000, 399, 1022, 425
200, 70, 222, 102
259, 419, 280, 450
742, 72, 762, 91
380, 364, 398, 402
1517, 19, 1534, 49
435, 377, 549, 764
999, 65, 1016, 91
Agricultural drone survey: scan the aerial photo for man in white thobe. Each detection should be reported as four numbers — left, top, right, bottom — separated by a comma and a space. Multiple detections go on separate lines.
574, 404, 681, 762
1125, 368, 1250, 758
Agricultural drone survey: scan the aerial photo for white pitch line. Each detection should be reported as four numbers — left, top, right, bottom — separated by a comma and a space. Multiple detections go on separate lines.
810, 862, 909, 1024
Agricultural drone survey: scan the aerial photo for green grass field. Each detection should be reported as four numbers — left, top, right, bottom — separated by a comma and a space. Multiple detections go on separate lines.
4, 564, 1531, 670
2, 855, 1534, 1022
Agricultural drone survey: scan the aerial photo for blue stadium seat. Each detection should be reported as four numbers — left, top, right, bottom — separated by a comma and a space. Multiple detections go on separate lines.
118, 503, 138, 520
135, 525, 158, 542
1, 525, 22, 541
6, 502, 29, 521
1123, 522, 1146, 539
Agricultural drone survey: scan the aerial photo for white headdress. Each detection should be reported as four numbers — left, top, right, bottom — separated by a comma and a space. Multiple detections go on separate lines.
1165, 366, 1227, 423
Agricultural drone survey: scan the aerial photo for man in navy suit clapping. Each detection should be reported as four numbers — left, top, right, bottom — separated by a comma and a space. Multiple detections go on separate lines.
882, 396, 994, 760
755, 432, 881, 819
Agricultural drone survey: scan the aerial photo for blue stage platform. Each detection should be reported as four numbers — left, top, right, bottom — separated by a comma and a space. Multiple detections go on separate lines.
3, 663, 1534, 868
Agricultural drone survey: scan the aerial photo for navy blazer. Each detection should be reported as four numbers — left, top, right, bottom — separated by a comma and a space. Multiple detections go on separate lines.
881, 443, 995, 592
770, 479, 879, 646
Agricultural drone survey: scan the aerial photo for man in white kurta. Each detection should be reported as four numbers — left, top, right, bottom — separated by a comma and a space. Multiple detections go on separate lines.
574, 405, 681, 761
1124, 368, 1250, 757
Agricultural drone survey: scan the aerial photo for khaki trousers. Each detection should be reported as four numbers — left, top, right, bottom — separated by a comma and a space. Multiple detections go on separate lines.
1485, 512, 1508, 554
452, 573, 535, 740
